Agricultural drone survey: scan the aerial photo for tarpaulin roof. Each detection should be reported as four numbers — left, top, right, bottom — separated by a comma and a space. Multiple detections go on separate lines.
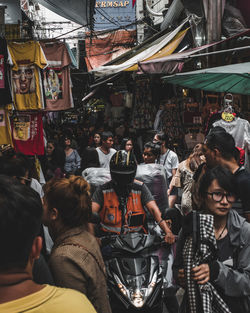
91, 19, 188, 77
37, 0, 95, 26
162, 62, 250, 95
138, 42, 216, 74
139, 29, 250, 74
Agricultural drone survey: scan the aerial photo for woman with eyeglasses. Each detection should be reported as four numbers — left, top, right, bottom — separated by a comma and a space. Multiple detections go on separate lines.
120, 137, 134, 152
174, 166, 250, 313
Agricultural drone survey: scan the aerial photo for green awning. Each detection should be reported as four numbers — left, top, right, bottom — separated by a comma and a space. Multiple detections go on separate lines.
162, 62, 250, 95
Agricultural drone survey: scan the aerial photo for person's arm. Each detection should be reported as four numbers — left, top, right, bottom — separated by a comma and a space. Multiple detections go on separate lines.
168, 166, 181, 196
146, 200, 175, 244
89, 201, 101, 235
141, 183, 174, 243
171, 168, 177, 177
75, 150, 81, 169
89, 187, 103, 236
171, 153, 179, 178
208, 242, 250, 297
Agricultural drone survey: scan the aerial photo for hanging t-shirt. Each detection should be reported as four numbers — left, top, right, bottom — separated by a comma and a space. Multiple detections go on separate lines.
8, 41, 47, 110
40, 42, 74, 111
0, 38, 13, 105
12, 112, 44, 155
213, 117, 250, 171
0, 108, 12, 145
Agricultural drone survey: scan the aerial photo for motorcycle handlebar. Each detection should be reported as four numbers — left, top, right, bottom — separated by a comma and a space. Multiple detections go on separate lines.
99, 233, 178, 247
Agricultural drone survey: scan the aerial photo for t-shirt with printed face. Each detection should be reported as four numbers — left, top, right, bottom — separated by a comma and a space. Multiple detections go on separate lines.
40, 42, 73, 111
8, 41, 47, 110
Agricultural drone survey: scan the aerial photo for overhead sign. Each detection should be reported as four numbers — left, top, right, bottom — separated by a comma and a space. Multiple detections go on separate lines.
94, 0, 136, 30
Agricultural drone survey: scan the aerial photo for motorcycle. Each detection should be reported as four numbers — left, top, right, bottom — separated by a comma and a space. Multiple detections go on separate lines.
101, 232, 166, 313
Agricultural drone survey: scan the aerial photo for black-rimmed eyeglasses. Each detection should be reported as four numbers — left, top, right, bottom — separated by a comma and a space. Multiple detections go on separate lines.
206, 192, 235, 203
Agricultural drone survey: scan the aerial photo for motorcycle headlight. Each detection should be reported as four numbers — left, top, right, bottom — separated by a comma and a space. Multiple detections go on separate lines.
131, 289, 144, 308
115, 271, 159, 308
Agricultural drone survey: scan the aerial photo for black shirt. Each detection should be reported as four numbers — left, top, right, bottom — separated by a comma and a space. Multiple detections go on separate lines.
217, 234, 233, 266
234, 167, 250, 214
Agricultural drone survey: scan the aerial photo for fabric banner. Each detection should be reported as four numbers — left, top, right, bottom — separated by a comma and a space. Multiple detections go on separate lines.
0, 109, 13, 145
12, 112, 44, 155
85, 30, 136, 71
91, 19, 187, 76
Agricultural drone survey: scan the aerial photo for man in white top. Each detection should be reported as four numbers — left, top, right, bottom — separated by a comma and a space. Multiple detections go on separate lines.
153, 132, 179, 208
96, 131, 116, 168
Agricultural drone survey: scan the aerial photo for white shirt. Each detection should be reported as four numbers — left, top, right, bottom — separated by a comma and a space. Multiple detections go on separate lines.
159, 149, 179, 179
96, 147, 116, 168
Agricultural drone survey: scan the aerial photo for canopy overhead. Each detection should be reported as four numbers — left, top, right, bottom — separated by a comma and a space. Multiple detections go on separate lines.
138, 42, 216, 74
163, 62, 250, 95
139, 29, 250, 74
91, 19, 188, 77
38, 0, 95, 26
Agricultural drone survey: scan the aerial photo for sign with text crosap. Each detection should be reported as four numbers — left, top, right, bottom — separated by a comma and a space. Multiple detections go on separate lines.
94, 0, 136, 30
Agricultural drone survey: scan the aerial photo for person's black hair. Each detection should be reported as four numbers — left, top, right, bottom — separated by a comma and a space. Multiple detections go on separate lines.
120, 137, 133, 150
155, 131, 169, 148
0, 175, 43, 270
0, 155, 28, 178
144, 141, 161, 158
205, 131, 237, 160
198, 166, 235, 200
82, 147, 100, 170
208, 126, 227, 135
101, 131, 113, 141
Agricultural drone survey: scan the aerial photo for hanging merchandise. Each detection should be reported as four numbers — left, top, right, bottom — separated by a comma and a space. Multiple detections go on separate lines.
132, 79, 156, 129
40, 41, 74, 111
0, 108, 13, 146
213, 116, 250, 171
183, 98, 202, 125
8, 41, 47, 110
11, 112, 44, 155
0, 38, 13, 106
159, 99, 185, 157
221, 94, 236, 122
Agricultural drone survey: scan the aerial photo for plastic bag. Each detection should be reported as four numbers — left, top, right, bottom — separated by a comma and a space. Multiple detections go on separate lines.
82, 167, 111, 194
136, 163, 169, 213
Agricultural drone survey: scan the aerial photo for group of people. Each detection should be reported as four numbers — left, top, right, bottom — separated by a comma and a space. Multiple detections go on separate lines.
0, 124, 250, 313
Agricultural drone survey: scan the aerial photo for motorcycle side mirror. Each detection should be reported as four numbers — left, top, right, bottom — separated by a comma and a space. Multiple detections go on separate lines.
161, 207, 183, 235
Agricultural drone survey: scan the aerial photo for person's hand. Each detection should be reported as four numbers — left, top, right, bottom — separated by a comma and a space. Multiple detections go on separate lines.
177, 269, 186, 288
164, 231, 175, 244
189, 152, 204, 172
167, 188, 171, 196
191, 264, 210, 284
